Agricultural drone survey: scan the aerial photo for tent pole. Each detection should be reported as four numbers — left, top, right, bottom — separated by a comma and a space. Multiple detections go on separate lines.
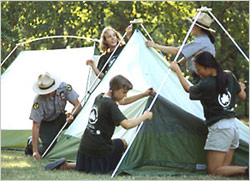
41, 122, 68, 158
85, 42, 96, 95
1, 45, 18, 67
75, 27, 131, 110
140, 23, 164, 56
208, 11, 249, 62
111, 10, 202, 178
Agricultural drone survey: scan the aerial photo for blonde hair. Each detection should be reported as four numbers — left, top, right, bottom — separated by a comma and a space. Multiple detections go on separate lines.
99, 27, 125, 53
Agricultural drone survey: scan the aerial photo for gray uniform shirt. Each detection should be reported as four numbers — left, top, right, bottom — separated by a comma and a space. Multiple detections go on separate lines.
181, 34, 215, 73
29, 82, 79, 123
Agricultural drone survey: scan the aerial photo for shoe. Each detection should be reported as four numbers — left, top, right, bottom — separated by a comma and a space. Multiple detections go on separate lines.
45, 158, 66, 171
24, 136, 33, 156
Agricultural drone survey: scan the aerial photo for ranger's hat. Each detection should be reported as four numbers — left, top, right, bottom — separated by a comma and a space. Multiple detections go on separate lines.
33, 72, 61, 95
186, 12, 216, 33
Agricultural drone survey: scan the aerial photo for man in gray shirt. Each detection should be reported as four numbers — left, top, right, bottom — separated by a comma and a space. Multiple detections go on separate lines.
27, 72, 82, 159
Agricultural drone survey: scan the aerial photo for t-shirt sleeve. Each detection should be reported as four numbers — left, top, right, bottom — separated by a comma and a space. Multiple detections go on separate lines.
64, 84, 79, 104
181, 38, 205, 59
109, 101, 127, 126
189, 81, 207, 100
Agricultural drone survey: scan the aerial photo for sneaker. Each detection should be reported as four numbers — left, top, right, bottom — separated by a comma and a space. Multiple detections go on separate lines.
24, 136, 33, 156
45, 158, 66, 171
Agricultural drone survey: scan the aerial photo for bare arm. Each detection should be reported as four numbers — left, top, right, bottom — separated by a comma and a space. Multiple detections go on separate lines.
118, 88, 154, 105
169, 62, 190, 92
238, 82, 246, 100
145, 41, 179, 55
125, 25, 133, 40
86, 59, 104, 79
32, 121, 41, 159
66, 99, 82, 123
120, 110, 153, 130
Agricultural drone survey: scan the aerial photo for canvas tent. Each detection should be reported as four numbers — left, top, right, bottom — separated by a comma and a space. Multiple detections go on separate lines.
46, 30, 249, 175
1, 46, 96, 148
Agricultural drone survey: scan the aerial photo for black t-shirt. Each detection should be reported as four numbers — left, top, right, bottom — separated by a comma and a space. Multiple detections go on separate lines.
78, 93, 126, 158
189, 71, 241, 126
97, 45, 124, 74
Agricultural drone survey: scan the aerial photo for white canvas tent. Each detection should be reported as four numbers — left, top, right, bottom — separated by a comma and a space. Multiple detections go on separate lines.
1, 46, 96, 148
46, 30, 249, 170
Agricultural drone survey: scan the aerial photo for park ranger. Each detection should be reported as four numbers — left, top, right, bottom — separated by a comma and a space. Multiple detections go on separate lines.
26, 72, 82, 159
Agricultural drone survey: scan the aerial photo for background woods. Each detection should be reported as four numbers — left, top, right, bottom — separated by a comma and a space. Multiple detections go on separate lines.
1, 1, 249, 117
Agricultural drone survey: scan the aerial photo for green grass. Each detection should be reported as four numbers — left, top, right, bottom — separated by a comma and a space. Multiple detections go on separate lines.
1, 149, 248, 180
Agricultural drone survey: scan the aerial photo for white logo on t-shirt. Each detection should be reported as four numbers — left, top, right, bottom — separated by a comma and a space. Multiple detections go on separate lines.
89, 106, 98, 124
218, 89, 231, 108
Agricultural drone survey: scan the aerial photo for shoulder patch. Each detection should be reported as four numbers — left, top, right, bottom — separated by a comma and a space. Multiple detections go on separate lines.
67, 84, 72, 91
33, 103, 39, 110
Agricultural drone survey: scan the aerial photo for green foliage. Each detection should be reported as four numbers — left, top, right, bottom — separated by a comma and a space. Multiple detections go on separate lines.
1, 1, 249, 115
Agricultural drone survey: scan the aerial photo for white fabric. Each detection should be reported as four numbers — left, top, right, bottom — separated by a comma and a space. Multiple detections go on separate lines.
1, 47, 95, 130
65, 30, 206, 139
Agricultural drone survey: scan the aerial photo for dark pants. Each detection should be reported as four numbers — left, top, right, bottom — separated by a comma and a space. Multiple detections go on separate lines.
76, 139, 124, 174
38, 113, 68, 156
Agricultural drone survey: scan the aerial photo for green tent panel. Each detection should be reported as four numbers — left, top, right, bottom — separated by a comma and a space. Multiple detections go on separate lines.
117, 95, 248, 175
1, 130, 32, 148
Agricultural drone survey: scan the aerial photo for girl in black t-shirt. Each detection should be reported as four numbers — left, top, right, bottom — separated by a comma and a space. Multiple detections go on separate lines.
169, 51, 248, 176
86, 25, 133, 79
45, 75, 153, 174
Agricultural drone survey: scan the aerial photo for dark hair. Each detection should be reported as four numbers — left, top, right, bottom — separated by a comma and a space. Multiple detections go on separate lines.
201, 29, 215, 44
109, 75, 133, 92
194, 51, 227, 94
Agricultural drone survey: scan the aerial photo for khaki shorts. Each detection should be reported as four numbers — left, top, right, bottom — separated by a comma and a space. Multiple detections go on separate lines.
204, 118, 239, 152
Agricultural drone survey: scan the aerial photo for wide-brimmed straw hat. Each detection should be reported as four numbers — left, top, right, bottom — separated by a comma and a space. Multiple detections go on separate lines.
33, 72, 61, 95
186, 12, 216, 33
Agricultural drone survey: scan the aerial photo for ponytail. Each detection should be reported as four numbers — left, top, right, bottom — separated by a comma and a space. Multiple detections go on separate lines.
194, 51, 227, 94
215, 62, 227, 94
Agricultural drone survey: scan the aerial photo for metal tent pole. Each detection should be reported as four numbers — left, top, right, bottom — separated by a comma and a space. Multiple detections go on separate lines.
208, 11, 249, 62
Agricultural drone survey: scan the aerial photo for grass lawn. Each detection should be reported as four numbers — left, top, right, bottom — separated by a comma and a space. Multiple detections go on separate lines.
1, 149, 248, 180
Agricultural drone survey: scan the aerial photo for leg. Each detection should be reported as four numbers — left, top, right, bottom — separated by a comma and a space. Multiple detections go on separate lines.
60, 162, 76, 170
39, 113, 67, 156
207, 150, 247, 176
223, 149, 234, 166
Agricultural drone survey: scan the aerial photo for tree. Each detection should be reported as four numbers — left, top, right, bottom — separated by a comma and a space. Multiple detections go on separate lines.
1, 1, 248, 116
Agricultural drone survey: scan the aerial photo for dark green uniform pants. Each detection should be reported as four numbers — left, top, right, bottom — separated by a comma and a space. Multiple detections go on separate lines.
39, 113, 68, 156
